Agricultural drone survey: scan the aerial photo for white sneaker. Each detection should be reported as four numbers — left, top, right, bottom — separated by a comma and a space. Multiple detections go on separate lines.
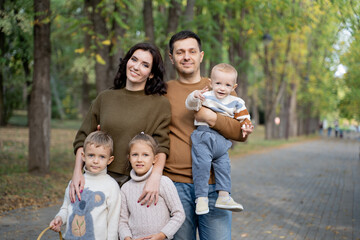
195, 197, 209, 215
215, 196, 244, 212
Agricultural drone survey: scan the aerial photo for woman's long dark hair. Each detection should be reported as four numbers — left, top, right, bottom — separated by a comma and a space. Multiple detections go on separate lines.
113, 42, 167, 95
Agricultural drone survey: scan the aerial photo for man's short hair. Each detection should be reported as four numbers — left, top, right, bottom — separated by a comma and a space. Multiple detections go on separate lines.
169, 30, 202, 54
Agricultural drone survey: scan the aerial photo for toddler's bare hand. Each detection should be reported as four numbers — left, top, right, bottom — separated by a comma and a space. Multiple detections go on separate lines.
194, 86, 209, 101
241, 124, 254, 138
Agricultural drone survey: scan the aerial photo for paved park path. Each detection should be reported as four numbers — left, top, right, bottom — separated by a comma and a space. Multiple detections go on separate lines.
0, 138, 359, 240
231, 138, 360, 240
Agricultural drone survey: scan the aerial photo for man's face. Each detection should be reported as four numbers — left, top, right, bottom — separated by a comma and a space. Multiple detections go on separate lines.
169, 38, 204, 77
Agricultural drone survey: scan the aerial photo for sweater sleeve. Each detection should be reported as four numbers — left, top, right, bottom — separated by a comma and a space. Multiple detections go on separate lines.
152, 98, 171, 156
185, 91, 202, 111
212, 113, 248, 141
211, 91, 248, 142
107, 181, 122, 240
73, 95, 101, 154
160, 177, 185, 239
55, 182, 71, 224
119, 189, 132, 240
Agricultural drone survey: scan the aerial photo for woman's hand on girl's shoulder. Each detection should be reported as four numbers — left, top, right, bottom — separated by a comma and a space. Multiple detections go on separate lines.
138, 171, 161, 207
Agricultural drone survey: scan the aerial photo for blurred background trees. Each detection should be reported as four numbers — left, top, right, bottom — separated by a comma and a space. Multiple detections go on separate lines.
0, 0, 359, 145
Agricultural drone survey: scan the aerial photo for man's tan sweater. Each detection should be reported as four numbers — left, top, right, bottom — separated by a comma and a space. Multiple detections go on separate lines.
164, 78, 247, 183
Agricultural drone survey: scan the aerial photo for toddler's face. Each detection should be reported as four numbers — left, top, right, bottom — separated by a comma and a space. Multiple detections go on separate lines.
211, 70, 237, 99
82, 144, 113, 174
128, 141, 156, 176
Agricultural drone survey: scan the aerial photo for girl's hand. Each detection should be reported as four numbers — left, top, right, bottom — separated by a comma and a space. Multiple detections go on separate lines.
138, 171, 161, 207
49, 216, 63, 232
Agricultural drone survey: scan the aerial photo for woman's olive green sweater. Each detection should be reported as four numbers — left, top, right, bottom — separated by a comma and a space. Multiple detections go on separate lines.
73, 88, 171, 175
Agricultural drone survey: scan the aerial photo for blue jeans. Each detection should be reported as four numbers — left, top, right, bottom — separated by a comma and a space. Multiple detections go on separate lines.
173, 182, 232, 240
191, 126, 232, 198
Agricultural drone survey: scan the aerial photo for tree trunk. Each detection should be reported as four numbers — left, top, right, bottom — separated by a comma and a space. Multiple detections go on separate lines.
264, 36, 291, 139
250, 95, 259, 126
80, 0, 92, 118
0, 0, 5, 126
29, 0, 51, 174
209, 13, 223, 76
279, 86, 288, 139
288, 82, 298, 137
263, 43, 275, 139
108, 2, 128, 86
92, 0, 111, 93
164, 0, 182, 81
235, 8, 250, 105
183, 0, 195, 29
143, 0, 155, 43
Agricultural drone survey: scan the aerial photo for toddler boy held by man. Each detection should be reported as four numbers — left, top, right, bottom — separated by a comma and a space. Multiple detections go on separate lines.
185, 63, 252, 215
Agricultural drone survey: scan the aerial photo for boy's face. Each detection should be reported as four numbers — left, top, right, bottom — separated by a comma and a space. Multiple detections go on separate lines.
169, 38, 204, 78
210, 70, 237, 99
82, 144, 114, 174
128, 141, 156, 176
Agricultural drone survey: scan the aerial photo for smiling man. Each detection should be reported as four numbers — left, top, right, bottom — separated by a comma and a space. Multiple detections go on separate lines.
164, 30, 253, 240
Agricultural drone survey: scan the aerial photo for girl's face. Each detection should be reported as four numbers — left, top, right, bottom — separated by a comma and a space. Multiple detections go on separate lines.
126, 49, 154, 91
128, 141, 156, 176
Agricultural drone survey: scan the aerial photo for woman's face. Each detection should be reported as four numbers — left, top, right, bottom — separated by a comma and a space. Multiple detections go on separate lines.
126, 49, 154, 91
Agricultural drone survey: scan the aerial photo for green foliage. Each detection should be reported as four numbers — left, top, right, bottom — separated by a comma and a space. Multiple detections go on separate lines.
339, 32, 360, 120
1, 0, 358, 126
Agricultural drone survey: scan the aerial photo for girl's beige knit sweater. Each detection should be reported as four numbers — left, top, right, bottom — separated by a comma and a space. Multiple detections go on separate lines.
119, 168, 185, 239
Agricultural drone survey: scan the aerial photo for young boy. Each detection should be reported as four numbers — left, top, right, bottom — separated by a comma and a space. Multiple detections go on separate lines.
49, 131, 121, 240
185, 63, 252, 215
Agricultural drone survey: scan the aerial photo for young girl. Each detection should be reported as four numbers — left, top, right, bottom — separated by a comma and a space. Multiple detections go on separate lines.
119, 133, 185, 240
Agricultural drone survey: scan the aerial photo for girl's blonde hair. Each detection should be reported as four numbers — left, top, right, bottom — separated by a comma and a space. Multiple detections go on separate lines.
84, 131, 114, 155
128, 132, 158, 155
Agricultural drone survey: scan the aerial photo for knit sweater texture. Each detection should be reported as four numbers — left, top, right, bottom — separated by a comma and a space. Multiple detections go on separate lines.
119, 167, 185, 239
73, 88, 171, 175
164, 78, 247, 183
186, 90, 251, 126
56, 167, 121, 240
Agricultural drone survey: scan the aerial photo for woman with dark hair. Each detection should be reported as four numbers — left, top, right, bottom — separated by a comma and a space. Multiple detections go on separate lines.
70, 42, 171, 207
113, 42, 167, 95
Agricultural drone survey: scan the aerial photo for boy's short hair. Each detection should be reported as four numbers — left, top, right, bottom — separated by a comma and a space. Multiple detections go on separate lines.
211, 63, 238, 83
84, 131, 113, 155
169, 30, 202, 54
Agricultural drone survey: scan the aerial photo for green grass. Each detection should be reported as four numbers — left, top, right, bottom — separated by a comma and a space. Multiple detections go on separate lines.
8, 110, 81, 129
